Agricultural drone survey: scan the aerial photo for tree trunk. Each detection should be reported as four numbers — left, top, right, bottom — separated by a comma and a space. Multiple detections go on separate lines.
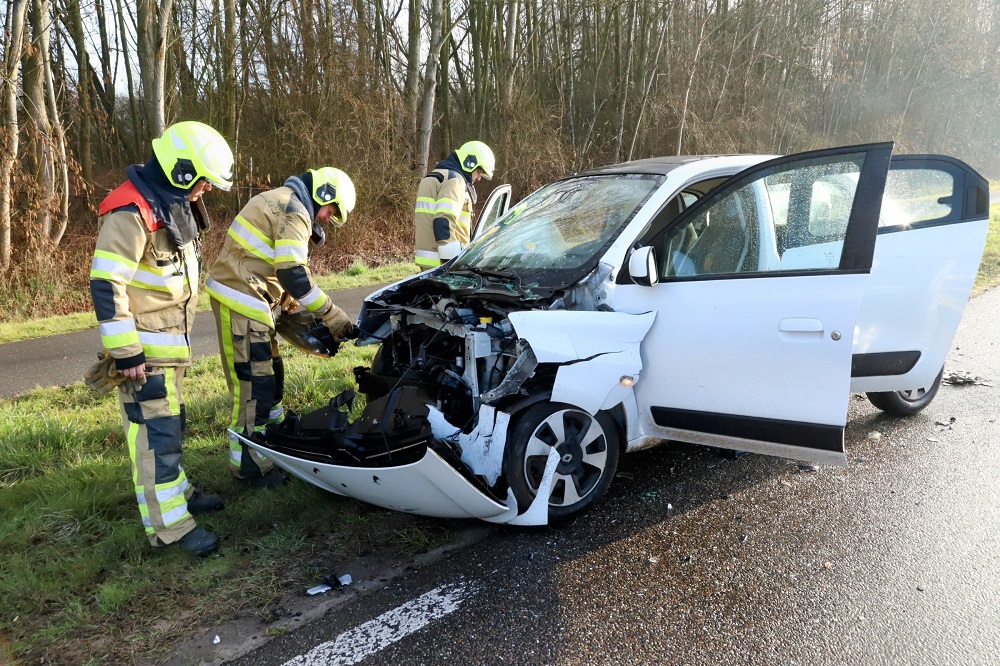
415, 0, 444, 175
501, 0, 518, 108
41, 0, 69, 246
1, 0, 29, 271
438, 0, 452, 153
137, 0, 175, 138
117, 0, 144, 156
24, 0, 56, 252
405, 0, 421, 163
64, 0, 92, 182
223, 0, 237, 136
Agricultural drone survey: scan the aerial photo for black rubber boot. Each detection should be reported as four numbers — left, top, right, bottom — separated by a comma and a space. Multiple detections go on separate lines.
162, 527, 219, 557
181, 527, 219, 556
188, 490, 224, 515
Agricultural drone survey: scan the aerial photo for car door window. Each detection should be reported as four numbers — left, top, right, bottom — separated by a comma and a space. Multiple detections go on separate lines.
659, 154, 867, 278
879, 168, 954, 229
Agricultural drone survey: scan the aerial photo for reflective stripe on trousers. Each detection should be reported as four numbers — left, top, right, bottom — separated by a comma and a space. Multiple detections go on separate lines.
120, 366, 196, 546
211, 297, 277, 479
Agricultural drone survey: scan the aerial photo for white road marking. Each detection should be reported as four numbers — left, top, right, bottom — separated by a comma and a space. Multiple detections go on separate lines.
281, 582, 474, 666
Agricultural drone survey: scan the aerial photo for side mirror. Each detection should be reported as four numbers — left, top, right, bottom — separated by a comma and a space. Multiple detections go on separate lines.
628, 246, 659, 287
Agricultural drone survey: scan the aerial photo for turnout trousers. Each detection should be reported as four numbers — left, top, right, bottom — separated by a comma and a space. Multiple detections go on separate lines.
119, 366, 197, 545
210, 297, 281, 479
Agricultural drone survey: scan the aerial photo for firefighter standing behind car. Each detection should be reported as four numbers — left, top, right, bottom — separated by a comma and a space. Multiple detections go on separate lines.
413, 141, 495, 269
206, 167, 357, 487
88, 121, 234, 557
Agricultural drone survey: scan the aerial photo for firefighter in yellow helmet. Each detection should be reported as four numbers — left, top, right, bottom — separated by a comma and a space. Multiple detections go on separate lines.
88, 121, 234, 556
414, 140, 495, 269
206, 167, 357, 487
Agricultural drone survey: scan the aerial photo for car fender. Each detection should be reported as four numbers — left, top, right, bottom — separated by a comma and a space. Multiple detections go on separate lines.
551, 347, 643, 415
507, 310, 656, 363
507, 310, 655, 416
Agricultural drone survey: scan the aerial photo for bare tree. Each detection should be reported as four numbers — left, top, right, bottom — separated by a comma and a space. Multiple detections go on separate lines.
1, 0, 29, 270
137, 0, 174, 137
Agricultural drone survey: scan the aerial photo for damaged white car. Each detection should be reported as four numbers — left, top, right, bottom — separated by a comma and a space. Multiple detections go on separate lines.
236, 142, 989, 526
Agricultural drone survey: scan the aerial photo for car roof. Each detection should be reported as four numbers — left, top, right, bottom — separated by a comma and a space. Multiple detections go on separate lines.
577, 155, 754, 177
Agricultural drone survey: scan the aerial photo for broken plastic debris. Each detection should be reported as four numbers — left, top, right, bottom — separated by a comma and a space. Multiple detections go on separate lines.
799, 464, 819, 472
867, 431, 881, 440
944, 372, 990, 386
321, 573, 354, 589
927, 437, 940, 443
667, 503, 673, 510
213, 635, 221, 645
307, 584, 333, 596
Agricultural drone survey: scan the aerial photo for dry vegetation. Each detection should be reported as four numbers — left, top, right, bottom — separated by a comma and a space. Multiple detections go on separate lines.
4, 0, 1000, 321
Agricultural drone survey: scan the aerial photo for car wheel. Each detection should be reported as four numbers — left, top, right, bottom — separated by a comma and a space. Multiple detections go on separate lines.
866, 368, 944, 416
504, 402, 620, 524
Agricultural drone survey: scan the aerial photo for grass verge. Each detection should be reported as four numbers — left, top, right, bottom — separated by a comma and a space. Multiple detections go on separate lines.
973, 203, 1000, 295
0, 342, 457, 664
0, 260, 419, 344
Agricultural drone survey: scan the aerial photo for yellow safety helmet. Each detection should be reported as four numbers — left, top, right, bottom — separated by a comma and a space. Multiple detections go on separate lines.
152, 121, 235, 191
455, 140, 495, 180
310, 167, 356, 226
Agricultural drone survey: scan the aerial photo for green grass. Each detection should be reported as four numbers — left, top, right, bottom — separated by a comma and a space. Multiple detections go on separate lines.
0, 261, 419, 344
973, 203, 1000, 295
0, 342, 455, 664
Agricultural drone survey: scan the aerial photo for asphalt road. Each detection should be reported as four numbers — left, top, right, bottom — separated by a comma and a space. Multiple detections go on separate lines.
222, 289, 1000, 666
0, 284, 385, 400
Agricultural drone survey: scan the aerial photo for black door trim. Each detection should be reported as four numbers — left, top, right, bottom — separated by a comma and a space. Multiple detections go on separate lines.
851, 351, 921, 377
650, 406, 843, 452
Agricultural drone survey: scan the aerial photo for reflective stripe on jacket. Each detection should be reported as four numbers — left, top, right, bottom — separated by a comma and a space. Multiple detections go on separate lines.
91, 181, 198, 367
207, 187, 331, 326
414, 168, 474, 267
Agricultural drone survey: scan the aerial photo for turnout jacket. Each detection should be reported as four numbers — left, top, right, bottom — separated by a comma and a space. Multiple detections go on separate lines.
414, 154, 476, 268
206, 186, 339, 326
90, 180, 199, 369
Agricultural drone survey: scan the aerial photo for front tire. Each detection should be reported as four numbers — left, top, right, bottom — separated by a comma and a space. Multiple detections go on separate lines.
866, 368, 944, 416
504, 402, 620, 524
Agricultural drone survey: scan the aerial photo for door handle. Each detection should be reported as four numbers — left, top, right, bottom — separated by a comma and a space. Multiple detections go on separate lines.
779, 318, 824, 333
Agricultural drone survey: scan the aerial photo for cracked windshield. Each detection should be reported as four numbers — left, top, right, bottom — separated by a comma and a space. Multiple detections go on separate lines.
453, 175, 662, 273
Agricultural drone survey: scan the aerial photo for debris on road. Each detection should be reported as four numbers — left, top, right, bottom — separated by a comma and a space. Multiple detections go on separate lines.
867, 431, 881, 440
306, 584, 332, 596
799, 464, 818, 472
213, 635, 221, 645
944, 372, 992, 387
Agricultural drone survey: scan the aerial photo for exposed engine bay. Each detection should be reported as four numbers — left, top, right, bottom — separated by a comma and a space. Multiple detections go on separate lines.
236, 263, 651, 525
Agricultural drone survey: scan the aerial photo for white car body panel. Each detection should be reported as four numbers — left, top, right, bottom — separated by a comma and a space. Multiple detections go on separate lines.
850, 219, 989, 392
240, 432, 513, 519
507, 310, 655, 363
552, 347, 644, 415
613, 274, 868, 464
240, 427, 561, 526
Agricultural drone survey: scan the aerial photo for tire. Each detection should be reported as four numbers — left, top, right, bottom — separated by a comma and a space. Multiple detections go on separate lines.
504, 402, 620, 524
866, 368, 944, 416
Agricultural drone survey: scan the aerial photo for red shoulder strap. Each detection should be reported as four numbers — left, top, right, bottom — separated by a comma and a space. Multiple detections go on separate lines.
98, 181, 162, 231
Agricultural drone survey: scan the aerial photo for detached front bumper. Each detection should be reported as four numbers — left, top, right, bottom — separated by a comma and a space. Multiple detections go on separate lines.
230, 386, 560, 526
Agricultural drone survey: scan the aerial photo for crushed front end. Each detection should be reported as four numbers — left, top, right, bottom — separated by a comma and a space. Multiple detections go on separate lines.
240, 271, 560, 524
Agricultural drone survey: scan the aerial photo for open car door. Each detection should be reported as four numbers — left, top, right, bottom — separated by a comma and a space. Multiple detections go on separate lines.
611, 143, 893, 465
850, 155, 989, 395
472, 184, 512, 241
